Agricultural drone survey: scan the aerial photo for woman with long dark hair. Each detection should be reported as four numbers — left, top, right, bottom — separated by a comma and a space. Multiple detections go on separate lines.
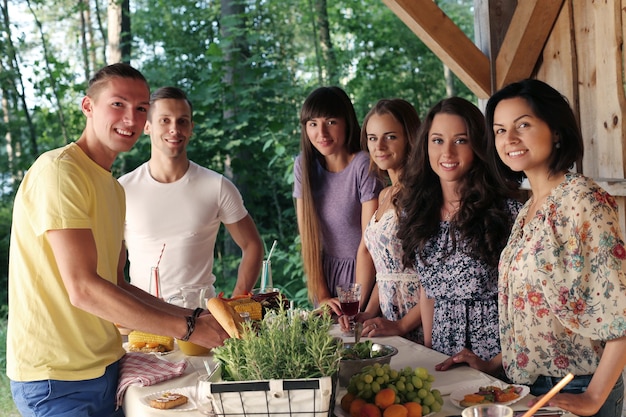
397, 97, 520, 364
293, 86, 382, 313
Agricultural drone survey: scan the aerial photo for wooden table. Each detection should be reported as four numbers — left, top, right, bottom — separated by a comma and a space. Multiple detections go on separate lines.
122, 326, 572, 416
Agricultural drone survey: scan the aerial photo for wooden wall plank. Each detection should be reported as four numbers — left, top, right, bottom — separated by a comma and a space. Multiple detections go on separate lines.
536, 0, 577, 124
495, 0, 565, 88
574, 1, 626, 179
382, 0, 491, 98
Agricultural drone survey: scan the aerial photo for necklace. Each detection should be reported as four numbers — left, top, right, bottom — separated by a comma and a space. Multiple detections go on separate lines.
442, 201, 460, 221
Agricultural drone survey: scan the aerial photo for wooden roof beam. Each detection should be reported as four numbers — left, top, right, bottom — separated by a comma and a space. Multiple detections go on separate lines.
382, 0, 491, 98
495, 0, 565, 89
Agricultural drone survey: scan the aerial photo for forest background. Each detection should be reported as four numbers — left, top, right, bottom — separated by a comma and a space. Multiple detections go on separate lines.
0, 0, 475, 413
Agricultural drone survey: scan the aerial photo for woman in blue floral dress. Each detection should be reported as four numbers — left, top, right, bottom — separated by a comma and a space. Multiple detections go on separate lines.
397, 97, 521, 361
482, 79, 626, 417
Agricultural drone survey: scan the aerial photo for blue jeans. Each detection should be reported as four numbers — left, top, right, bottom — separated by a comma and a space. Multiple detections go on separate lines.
531, 374, 624, 417
10, 360, 124, 417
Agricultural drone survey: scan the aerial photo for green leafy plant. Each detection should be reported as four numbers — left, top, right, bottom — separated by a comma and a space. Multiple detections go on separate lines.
212, 306, 342, 381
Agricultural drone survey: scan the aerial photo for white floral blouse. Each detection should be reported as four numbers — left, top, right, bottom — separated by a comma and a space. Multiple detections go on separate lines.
498, 173, 626, 384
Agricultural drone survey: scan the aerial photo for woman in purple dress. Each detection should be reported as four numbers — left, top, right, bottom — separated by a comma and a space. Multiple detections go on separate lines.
397, 97, 521, 364
293, 87, 382, 313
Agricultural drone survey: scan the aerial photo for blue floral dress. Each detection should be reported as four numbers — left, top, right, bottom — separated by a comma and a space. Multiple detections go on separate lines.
499, 173, 626, 384
364, 209, 422, 343
416, 199, 521, 360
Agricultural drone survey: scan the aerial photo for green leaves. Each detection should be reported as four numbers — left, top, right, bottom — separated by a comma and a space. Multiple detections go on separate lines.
212, 306, 342, 381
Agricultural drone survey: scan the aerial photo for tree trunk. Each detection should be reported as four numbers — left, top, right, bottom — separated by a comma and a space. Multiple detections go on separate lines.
93, 0, 107, 64
79, 0, 90, 80
2, 0, 37, 164
107, 0, 131, 63
312, 0, 337, 85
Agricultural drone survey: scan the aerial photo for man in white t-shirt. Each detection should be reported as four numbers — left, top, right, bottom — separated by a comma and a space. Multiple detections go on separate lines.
119, 86, 263, 301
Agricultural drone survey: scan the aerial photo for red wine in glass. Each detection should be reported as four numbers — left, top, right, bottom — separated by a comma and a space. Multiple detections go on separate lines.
340, 300, 359, 317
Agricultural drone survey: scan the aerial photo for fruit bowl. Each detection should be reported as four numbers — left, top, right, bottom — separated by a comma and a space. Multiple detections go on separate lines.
338, 342, 398, 387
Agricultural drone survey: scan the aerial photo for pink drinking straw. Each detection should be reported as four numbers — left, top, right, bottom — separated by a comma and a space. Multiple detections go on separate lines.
153, 244, 166, 299
156, 243, 166, 268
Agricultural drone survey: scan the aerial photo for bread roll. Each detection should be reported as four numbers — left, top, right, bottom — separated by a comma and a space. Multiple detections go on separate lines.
207, 297, 244, 338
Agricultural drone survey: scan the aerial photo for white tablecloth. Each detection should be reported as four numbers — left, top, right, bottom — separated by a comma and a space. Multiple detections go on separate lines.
122, 327, 568, 417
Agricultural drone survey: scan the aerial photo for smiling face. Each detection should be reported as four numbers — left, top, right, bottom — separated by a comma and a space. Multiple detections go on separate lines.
80, 76, 150, 168
305, 116, 347, 158
427, 113, 474, 184
492, 97, 555, 179
365, 113, 407, 177
145, 98, 194, 159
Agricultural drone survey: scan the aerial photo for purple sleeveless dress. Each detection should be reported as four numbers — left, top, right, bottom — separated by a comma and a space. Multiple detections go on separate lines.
293, 151, 382, 298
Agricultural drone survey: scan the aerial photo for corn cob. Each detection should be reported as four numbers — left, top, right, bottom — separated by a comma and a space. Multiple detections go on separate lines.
127, 330, 174, 352
227, 298, 263, 321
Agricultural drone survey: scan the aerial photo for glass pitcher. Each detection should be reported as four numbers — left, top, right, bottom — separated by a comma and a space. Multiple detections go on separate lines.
167, 285, 212, 309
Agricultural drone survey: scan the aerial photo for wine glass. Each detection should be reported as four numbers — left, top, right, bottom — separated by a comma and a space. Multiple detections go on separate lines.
195, 374, 216, 416
336, 283, 361, 337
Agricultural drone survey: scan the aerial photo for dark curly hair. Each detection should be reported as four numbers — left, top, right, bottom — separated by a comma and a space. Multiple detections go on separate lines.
397, 97, 520, 269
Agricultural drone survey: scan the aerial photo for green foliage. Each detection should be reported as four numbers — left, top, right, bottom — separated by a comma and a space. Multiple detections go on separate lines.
0, 0, 477, 305
213, 306, 341, 380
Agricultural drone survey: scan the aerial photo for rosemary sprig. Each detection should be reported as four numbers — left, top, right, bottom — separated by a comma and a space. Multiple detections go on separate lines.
212, 304, 342, 381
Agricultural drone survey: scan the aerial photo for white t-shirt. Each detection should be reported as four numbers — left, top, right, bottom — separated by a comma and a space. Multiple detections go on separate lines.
119, 161, 249, 301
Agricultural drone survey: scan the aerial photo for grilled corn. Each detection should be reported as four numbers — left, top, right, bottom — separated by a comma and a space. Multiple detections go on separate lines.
227, 298, 263, 321
128, 330, 174, 352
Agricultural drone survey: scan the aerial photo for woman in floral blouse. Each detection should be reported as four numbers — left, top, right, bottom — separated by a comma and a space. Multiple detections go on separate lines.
485, 79, 626, 417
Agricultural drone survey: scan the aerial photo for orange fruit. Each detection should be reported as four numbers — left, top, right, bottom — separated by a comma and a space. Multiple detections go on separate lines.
350, 398, 367, 417
404, 402, 422, 417
374, 388, 396, 409
360, 403, 383, 417
383, 404, 408, 417
341, 392, 357, 413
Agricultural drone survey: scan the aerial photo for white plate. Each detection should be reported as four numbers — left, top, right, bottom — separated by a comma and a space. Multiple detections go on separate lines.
449, 381, 530, 408
141, 386, 196, 411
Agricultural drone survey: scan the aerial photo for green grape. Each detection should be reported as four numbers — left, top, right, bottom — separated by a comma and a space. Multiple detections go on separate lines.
363, 374, 374, 384
405, 382, 414, 392
376, 376, 385, 385
382, 373, 390, 383
356, 381, 365, 391
422, 405, 431, 415
371, 381, 381, 393
430, 401, 442, 413
395, 380, 405, 392
405, 390, 418, 401
411, 375, 423, 389
375, 367, 385, 377
423, 393, 435, 406
404, 366, 412, 374
417, 388, 428, 399
414, 367, 429, 380
431, 389, 442, 403
389, 370, 399, 379
427, 374, 435, 382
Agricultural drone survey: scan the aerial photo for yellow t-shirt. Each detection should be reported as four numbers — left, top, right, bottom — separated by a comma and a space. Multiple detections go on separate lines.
7, 143, 126, 382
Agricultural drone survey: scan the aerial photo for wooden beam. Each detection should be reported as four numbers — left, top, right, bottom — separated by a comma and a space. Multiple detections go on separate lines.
382, 0, 491, 98
495, 0, 565, 88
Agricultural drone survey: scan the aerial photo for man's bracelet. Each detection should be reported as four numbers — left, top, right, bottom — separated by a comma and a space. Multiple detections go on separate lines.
192, 307, 204, 319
